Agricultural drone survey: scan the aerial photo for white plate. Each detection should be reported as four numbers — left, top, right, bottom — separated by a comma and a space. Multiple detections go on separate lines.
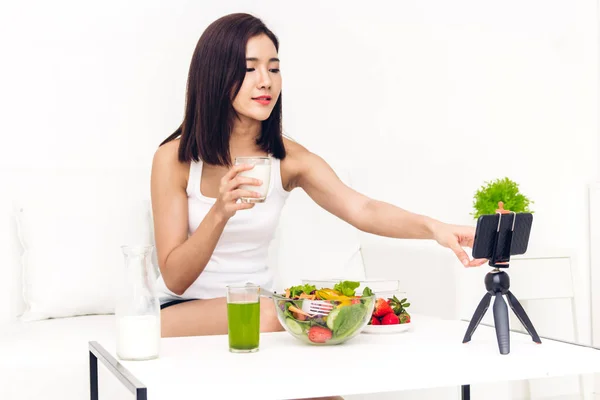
362, 322, 412, 334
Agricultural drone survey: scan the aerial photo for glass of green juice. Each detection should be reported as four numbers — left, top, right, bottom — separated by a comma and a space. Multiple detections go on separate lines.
226, 283, 260, 353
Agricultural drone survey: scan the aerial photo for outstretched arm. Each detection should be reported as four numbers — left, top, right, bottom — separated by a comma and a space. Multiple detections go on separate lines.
289, 144, 486, 267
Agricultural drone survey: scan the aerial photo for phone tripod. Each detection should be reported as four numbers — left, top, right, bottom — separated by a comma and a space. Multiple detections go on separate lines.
463, 207, 541, 355
462, 265, 541, 354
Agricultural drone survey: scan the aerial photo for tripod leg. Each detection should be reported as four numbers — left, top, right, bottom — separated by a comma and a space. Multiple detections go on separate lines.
506, 290, 542, 344
462, 292, 492, 343
493, 293, 510, 355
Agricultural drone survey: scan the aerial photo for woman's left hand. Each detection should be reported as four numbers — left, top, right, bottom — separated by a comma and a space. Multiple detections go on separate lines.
431, 221, 488, 267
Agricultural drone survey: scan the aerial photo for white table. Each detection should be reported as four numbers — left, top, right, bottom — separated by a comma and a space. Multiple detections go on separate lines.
89, 315, 600, 400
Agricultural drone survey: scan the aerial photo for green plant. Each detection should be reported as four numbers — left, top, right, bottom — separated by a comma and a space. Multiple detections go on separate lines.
471, 177, 534, 219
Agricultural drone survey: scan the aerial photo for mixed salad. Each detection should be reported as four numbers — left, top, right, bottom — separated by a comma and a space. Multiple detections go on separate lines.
277, 281, 375, 344
369, 295, 411, 326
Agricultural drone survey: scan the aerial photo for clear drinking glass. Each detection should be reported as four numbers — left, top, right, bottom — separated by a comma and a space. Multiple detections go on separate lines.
234, 157, 271, 203
226, 284, 261, 353
115, 245, 161, 361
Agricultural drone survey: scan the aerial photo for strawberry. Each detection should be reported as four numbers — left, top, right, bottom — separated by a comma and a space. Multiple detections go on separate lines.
370, 316, 381, 325
381, 313, 400, 325
307, 326, 332, 343
399, 312, 411, 324
351, 298, 360, 305
373, 298, 394, 317
388, 295, 411, 316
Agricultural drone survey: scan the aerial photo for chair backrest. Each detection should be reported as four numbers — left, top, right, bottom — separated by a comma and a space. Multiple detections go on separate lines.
361, 238, 463, 319
507, 254, 575, 300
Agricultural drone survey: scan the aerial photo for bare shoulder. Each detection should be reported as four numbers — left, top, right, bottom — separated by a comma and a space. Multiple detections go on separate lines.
281, 137, 312, 190
280, 137, 367, 224
281, 137, 330, 190
282, 137, 311, 161
151, 138, 189, 189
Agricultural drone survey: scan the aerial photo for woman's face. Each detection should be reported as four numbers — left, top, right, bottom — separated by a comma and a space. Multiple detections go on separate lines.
232, 34, 281, 122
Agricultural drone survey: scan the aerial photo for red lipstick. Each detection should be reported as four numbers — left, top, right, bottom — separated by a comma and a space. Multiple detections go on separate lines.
252, 95, 272, 105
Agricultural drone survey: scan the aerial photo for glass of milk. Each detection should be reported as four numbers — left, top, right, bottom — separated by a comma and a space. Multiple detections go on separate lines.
115, 245, 161, 361
234, 156, 271, 203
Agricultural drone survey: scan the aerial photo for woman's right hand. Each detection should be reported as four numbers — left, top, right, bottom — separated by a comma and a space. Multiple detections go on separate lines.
214, 163, 263, 220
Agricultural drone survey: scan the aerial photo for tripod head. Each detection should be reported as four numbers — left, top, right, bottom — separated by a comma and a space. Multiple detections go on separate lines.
472, 202, 533, 269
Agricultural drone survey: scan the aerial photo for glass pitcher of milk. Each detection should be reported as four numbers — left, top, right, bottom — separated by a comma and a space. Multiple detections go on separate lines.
115, 245, 161, 361
234, 156, 271, 203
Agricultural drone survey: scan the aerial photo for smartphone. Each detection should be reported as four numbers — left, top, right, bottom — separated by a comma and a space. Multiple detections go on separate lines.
472, 213, 533, 261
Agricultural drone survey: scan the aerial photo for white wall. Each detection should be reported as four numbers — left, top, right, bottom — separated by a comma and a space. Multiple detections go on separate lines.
1, 0, 598, 398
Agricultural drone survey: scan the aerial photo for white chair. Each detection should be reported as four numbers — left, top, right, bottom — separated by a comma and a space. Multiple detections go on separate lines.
508, 252, 578, 341
510, 252, 585, 399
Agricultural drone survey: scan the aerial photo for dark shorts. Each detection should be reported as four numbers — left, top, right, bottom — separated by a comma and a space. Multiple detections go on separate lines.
160, 299, 196, 310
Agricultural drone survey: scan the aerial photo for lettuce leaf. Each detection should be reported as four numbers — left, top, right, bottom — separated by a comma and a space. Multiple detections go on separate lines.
288, 284, 316, 298
333, 303, 367, 339
333, 280, 360, 297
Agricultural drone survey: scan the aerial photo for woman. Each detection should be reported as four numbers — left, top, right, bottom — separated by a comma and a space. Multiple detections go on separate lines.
151, 13, 486, 339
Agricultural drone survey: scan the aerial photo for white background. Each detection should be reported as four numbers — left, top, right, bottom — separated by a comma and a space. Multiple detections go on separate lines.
1, 0, 599, 398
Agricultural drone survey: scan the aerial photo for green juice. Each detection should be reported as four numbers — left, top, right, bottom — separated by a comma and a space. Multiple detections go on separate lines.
227, 301, 260, 352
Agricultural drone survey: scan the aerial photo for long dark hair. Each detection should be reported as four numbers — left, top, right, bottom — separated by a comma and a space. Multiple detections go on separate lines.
160, 13, 286, 166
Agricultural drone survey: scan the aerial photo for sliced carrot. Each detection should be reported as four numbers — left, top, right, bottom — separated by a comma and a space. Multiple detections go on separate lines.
289, 305, 311, 317
294, 312, 307, 321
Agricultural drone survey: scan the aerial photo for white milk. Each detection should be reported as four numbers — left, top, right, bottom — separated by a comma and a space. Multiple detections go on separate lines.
238, 163, 271, 202
116, 315, 160, 360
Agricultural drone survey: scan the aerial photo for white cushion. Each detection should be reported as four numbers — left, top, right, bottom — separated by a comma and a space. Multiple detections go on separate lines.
11, 168, 153, 321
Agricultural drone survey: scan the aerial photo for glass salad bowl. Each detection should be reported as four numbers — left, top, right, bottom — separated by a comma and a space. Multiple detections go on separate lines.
273, 281, 375, 345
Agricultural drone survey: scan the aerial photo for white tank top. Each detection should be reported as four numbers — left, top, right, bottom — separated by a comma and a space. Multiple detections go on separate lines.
155, 156, 290, 304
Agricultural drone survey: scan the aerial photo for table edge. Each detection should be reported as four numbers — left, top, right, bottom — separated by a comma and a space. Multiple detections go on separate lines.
87, 319, 600, 399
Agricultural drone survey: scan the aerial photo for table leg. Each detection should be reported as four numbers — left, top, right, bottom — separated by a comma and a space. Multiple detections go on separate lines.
90, 351, 98, 400
461, 384, 470, 400
88, 341, 147, 400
